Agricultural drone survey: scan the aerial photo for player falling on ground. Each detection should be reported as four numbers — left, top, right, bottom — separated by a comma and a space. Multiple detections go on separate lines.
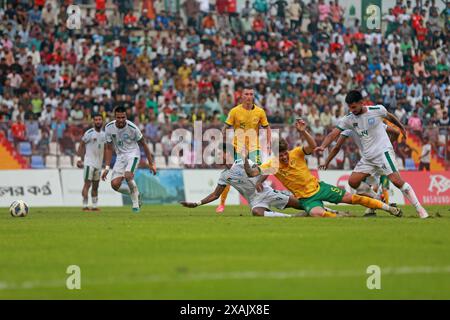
316, 90, 428, 219
180, 142, 346, 217
76, 114, 106, 211
319, 122, 400, 217
216, 85, 272, 213
243, 119, 403, 218
101, 106, 157, 212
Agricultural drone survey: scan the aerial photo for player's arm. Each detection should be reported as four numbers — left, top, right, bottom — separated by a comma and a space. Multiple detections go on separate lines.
296, 118, 316, 154
138, 138, 157, 175
243, 152, 261, 177
180, 184, 226, 208
319, 135, 347, 170
101, 142, 113, 181
76, 140, 86, 168
386, 125, 400, 144
315, 127, 341, 153
384, 112, 407, 138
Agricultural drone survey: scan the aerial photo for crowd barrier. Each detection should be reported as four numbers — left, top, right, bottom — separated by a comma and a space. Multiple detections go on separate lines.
0, 169, 449, 207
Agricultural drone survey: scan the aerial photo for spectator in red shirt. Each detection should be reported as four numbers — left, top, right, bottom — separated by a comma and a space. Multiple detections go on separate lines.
11, 118, 27, 144
95, 9, 108, 27
411, 7, 423, 30
124, 10, 138, 29
392, 3, 405, 17
416, 21, 428, 43
54, 105, 68, 122
252, 14, 265, 34
96, 0, 106, 11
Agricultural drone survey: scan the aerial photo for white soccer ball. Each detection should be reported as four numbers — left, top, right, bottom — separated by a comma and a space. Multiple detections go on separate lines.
9, 200, 29, 217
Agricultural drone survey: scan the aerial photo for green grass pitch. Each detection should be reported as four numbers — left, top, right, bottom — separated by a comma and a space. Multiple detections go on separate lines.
1, 205, 450, 299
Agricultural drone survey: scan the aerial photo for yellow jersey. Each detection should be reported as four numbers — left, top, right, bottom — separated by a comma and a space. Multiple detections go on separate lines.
225, 104, 269, 152
260, 147, 320, 199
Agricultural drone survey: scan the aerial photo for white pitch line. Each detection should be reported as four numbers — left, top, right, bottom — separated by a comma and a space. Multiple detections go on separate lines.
1, 265, 450, 291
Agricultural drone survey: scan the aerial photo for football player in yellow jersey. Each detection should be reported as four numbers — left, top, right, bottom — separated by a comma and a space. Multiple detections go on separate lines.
243, 119, 403, 218
216, 85, 272, 213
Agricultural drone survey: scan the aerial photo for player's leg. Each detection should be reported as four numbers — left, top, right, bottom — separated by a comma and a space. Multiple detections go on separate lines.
348, 159, 376, 197
251, 189, 292, 217
298, 188, 340, 218
216, 184, 230, 213
382, 149, 428, 218
82, 165, 92, 211
124, 156, 141, 212
251, 207, 292, 217
388, 172, 428, 218
341, 192, 402, 217
89, 168, 101, 211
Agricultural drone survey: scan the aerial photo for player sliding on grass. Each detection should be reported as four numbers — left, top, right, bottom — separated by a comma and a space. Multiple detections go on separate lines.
101, 106, 157, 212
77, 114, 106, 211
180, 143, 346, 217
319, 122, 400, 217
243, 119, 403, 218
315, 90, 428, 219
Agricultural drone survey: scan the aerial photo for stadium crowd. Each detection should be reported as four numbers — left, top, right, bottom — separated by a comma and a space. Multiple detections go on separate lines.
0, 0, 449, 169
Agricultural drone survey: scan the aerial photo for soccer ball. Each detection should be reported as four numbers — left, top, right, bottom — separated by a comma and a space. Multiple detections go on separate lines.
9, 200, 29, 217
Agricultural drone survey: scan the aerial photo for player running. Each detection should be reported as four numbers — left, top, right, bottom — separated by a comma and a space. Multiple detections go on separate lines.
316, 90, 428, 218
77, 114, 106, 211
243, 119, 403, 218
319, 122, 400, 216
181, 142, 347, 217
216, 85, 272, 214
101, 107, 157, 212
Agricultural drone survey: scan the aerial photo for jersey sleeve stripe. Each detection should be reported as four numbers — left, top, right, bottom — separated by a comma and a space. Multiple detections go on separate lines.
336, 126, 345, 131
369, 107, 381, 110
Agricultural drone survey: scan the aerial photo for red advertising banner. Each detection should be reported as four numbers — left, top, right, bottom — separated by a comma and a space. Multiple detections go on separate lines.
400, 171, 450, 205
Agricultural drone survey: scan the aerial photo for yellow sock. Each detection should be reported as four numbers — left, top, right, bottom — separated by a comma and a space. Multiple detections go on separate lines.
220, 185, 230, 206
383, 189, 389, 204
322, 211, 337, 218
351, 194, 385, 210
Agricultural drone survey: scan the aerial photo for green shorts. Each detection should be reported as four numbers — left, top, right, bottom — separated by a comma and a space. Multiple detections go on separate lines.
299, 182, 346, 214
234, 149, 261, 165
379, 175, 390, 189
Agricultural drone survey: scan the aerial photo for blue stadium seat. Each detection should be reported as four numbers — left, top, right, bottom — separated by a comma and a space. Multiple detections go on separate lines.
405, 158, 416, 171
31, 155, 45, 169
19, 142, 32, 156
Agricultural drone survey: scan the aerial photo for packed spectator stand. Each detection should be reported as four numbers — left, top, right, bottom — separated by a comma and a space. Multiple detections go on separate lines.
0, 0, 448, 171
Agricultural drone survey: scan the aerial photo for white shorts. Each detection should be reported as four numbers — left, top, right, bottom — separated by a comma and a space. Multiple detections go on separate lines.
111, 154, 140, 180
249, 188, 290, 210
354, 149, 398, 177
83, 165, 101, 181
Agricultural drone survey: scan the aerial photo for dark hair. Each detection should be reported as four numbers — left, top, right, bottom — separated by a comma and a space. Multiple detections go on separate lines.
114, 106, 126, 114
345, 90, 363, 105
242, 84, 254, 91
92, 113, 102, 118
279, 139, 289, 153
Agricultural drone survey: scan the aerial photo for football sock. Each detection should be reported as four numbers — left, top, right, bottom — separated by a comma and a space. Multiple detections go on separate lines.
351, 194, 390, 211
82, 197, 88, 208
117, 183, 131, 195
322, 211, 337, 218
220, 184, 230, 206
263, 211, 291, 217
128, 179, 139, 208
401, 182, 421, 210
92, 197, 98, 209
